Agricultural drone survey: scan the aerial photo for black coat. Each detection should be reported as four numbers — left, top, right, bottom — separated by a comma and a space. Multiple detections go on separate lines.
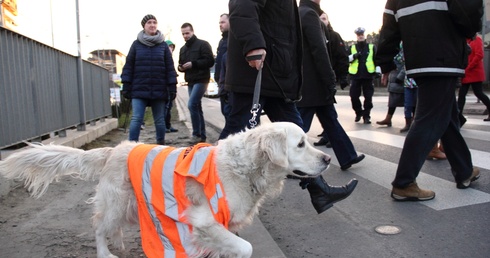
375, 0, 469, 78
297, 0, 336, 107
178, 35, 214, 84
214, 31, 228, 83
225, 0, 303, 101
325, 26, 349, 83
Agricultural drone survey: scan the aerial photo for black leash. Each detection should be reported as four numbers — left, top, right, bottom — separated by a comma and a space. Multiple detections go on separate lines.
246, 55, 263, 129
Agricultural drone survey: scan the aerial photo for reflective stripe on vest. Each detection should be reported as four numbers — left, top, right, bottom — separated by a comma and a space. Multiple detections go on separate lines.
349, 44, 375, 74
128, 143, 230, 258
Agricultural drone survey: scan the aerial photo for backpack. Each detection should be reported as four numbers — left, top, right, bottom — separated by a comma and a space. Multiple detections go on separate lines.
447, 0, 484, 38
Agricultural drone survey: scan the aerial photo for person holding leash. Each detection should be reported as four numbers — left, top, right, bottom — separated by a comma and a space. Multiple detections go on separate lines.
220, 0, 358, 214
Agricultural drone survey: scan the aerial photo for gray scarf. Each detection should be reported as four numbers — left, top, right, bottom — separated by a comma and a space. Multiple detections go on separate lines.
137, 30, 165, 46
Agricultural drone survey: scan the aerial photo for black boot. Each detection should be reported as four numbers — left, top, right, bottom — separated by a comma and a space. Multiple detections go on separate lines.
300, 176, 358, 214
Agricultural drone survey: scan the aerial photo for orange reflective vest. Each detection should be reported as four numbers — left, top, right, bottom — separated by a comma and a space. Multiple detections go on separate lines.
128, 143, 230, 258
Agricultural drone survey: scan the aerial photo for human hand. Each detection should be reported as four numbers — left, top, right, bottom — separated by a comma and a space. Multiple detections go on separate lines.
246, 49, 266, 70
179, 62, 192, 71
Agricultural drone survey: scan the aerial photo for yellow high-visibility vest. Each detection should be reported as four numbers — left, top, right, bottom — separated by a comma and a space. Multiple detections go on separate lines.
349, 44, 375, 74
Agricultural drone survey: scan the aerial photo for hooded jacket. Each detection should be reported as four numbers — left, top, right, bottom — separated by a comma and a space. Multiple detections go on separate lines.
225, 0, 303, 101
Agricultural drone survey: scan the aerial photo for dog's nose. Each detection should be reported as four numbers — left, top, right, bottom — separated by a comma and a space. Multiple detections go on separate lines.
323, 155, 331, 165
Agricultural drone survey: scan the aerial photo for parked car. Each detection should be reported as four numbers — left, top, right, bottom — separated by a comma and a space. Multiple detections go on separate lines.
204, 73, 219, 98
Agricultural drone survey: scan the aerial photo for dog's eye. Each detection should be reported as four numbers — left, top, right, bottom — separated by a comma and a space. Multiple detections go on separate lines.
298, 141, 305, 148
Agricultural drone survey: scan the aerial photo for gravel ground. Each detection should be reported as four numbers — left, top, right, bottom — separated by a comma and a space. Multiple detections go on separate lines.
0, 106, 220, 258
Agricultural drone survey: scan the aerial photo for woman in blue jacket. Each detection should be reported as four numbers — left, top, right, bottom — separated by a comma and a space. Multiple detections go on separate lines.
121, 14, 178, 145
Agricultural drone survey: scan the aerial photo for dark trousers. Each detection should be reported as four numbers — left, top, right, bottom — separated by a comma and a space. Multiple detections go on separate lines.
350, 78, 374, 118
298, 105, 358, 166
457, 82, 490, 113
392, 77, 473, 188
220, 94, 232, 125
219, 91, 304, 140
165, 99, 173, 129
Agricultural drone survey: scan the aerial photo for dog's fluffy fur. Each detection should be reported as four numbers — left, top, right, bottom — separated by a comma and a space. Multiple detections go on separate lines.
0, 122, 330, 258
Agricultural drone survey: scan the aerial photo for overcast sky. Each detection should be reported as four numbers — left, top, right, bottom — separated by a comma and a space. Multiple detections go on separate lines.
13, 0, 386, 58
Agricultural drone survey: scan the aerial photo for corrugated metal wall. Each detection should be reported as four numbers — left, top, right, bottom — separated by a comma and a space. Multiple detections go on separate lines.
0, 27, 112, 148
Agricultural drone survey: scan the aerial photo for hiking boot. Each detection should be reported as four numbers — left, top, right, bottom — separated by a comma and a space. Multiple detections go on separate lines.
391, 182, 435, 201
456, 167, 480, 189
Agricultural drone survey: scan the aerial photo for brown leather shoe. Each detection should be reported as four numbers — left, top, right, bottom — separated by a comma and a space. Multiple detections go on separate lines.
427, 144, 446, 160
391, 182, 435, 201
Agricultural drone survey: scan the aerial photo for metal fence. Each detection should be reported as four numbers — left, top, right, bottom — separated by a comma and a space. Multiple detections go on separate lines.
0, 27, 112, 149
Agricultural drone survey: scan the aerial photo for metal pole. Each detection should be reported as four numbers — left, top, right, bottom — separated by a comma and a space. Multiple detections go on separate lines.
76, 0, 87, 131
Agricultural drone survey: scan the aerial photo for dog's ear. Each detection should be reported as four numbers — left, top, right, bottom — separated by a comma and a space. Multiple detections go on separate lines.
260, 128, 288, 167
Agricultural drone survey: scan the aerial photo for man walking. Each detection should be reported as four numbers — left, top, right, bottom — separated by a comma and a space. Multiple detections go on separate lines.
376, 0, 482, 201
221, 0, 358, 214
178, 23, 214, 143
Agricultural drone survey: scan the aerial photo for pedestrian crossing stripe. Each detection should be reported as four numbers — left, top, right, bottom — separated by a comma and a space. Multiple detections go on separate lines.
347, 130, 489, 170
316, 130, 490, 211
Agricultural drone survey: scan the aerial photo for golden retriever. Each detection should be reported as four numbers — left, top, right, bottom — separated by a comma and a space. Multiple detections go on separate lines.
0, 122, 331, 258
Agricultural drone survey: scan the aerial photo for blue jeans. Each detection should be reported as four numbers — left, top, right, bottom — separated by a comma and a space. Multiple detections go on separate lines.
298, 105, 358, 166
393, 77, 473, 188
187, 83, 207, 138
129, 98, 167, 144
404, 87, 417, 119
219, 91, 303, 140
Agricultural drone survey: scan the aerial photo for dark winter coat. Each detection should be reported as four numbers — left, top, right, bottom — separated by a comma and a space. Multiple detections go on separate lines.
375, 0, 473, 78
121, 40, 177, 100
178, 35, 214, 84
225, 0, 303, 101
324, 25, 349, 83
214, 31, 228, 83
297, 0, 336, 107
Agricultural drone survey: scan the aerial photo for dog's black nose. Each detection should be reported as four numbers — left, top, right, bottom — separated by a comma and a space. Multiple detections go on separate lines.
323, 155, 331, 165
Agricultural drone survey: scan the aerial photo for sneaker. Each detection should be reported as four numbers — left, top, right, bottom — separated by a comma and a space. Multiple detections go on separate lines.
391, 182, 435, 201
456, 167, 480, 189
140, 124, 146, 130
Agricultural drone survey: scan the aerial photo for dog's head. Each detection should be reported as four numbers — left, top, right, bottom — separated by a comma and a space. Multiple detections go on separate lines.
253, 122, 331, 178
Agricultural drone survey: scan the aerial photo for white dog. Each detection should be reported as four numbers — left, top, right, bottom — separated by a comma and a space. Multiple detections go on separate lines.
0, 122, 331, 258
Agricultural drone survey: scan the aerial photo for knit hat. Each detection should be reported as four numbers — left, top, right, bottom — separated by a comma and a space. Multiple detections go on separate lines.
141, 14, 157, 27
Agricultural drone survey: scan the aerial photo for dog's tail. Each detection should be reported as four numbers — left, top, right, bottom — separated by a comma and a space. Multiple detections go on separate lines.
0, 143, 113, 198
